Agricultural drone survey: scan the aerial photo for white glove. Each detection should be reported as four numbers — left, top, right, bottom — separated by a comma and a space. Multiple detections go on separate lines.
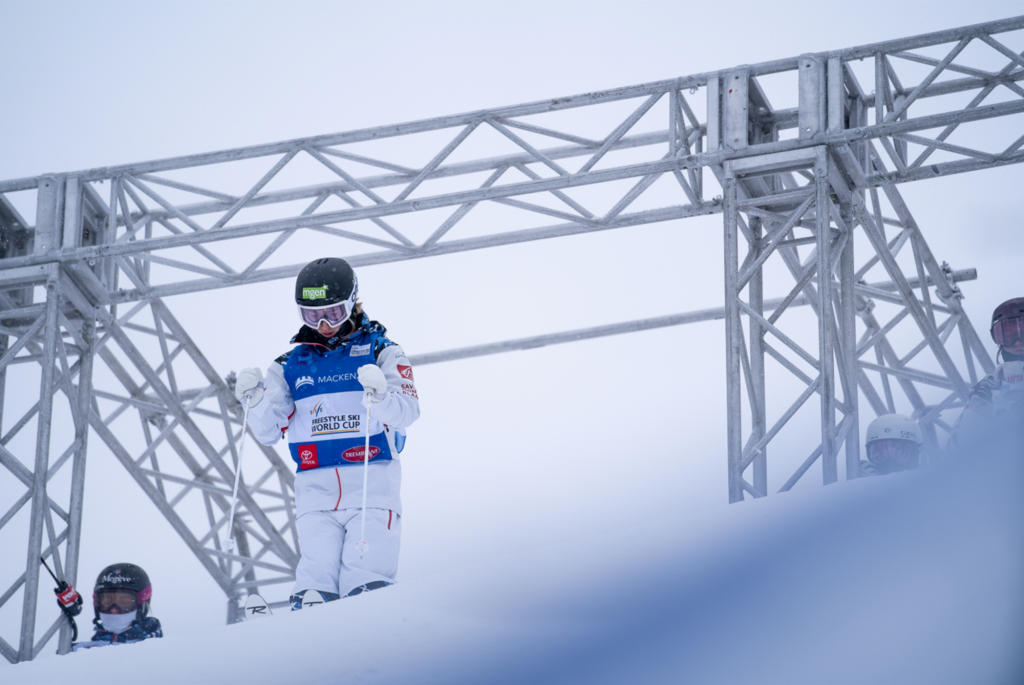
235, 367, 265, 407
357, 364, 387, 403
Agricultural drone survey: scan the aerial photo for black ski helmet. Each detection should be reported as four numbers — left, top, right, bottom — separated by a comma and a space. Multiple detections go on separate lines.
295, 258, 358, 308
991, 297, 1024, 343
93, 563, 152, 620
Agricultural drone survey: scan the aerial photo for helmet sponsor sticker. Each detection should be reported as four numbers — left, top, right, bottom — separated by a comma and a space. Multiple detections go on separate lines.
342, 445, 381, 462
351, 344, 371, 357
298, 444, 319, 469
401, 383, 418, 399
296, 375, 314, 388
302, 285, 329, 300
397, 365, 414, 381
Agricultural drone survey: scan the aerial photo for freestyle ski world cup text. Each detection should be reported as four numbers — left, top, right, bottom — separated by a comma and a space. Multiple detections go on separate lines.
311, 414, 362, 436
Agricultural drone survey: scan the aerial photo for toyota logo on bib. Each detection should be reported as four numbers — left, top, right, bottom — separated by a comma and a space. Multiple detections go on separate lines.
342, 445, 380, 462
297, 444, 319, 469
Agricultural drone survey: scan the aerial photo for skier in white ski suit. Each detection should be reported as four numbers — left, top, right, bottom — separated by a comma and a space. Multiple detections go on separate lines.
950, 297, 1024, 457
859, 414, 924, 476
235, 258, 420, 606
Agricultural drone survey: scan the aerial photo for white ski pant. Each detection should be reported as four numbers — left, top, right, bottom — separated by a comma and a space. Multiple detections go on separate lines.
293, 508, 401, 598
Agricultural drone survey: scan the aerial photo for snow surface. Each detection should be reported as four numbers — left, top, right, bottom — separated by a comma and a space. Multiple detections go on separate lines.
9, 452, 1023, 684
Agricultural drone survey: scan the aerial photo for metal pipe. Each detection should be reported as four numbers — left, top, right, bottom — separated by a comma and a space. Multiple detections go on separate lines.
723, 173, 744, 503
748, 217, 767, 497
815, 148, 837, 485
838, 199, 861, 480
17, 270, 60, 662
56, 312, 94, 654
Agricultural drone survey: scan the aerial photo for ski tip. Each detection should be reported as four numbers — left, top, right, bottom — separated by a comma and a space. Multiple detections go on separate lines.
301, 590, 326, 610
243, 593, 272, 620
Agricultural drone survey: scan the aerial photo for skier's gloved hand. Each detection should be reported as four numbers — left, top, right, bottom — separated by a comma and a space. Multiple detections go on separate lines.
54, 580, 83, 618
357, 364, 387, 404
235, 367, 265, 407
859, 460, 879, 477
970, 375, 997, 405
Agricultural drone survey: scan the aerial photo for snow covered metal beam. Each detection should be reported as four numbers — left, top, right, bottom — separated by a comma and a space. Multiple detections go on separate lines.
407, 269, 978, 367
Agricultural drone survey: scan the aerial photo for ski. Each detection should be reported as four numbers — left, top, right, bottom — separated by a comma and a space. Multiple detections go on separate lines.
243, 593, 272, 620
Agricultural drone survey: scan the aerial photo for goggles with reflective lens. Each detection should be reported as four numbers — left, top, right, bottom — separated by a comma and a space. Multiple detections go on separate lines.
993, 316, 1024, 347
297, 301, 351, 329
866, 438, 919, 465
95, 589, 138, 613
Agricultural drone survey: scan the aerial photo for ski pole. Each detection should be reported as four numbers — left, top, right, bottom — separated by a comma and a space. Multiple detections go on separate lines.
41, 557, 82, 641
40, 556, 60, 584
225, 396, 251, 553
356, 390, 373, 559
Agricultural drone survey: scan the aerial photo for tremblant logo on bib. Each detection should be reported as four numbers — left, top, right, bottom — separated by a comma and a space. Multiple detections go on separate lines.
302, 285, 329, 300
342, 445, 381, 462
296, 376, 314, 388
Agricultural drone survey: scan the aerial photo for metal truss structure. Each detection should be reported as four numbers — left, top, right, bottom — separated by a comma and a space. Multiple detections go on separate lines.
1, 15, 1021, 663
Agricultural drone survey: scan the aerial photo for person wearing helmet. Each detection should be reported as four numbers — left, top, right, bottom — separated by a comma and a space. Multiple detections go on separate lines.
71, 563, 163, 652
860, 414, 924, 476
234, 258, 420, 609
950, 297, 1024, 456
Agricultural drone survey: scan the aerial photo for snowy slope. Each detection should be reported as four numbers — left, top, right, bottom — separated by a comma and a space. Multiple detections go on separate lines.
9, 451, 1023, 685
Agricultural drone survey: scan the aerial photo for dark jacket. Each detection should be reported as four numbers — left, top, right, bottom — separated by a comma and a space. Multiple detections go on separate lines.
71, 617, 163, 652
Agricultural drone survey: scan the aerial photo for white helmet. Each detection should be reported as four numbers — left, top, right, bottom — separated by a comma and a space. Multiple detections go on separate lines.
865, 414, 923, 446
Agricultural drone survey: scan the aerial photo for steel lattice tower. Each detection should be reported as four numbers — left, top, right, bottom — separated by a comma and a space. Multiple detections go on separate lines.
1, 15, 1022, 662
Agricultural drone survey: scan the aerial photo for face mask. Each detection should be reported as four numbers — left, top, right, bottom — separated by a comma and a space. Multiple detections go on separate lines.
99, 609, 137, 633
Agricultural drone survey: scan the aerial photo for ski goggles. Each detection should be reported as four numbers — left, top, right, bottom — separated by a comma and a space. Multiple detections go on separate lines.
297, 301, 351, 329
95, 589, 138, 613
993, 316, 1024, 347
866, 438, 918, 465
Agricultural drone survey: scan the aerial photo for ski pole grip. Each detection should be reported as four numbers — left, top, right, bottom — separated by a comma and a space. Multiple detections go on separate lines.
55, 582, 83, 617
